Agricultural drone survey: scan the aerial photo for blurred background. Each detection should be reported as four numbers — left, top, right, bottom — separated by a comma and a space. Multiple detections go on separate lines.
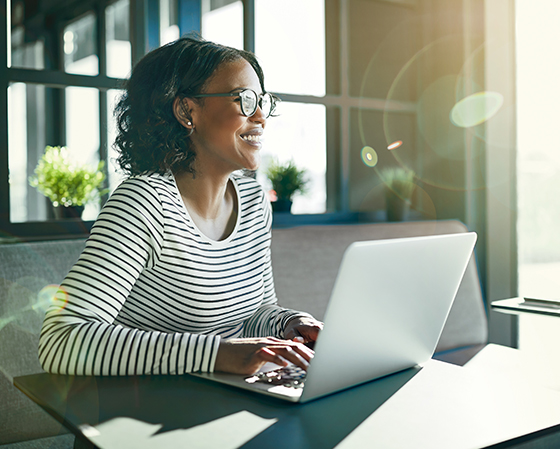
2, 0, 560, 347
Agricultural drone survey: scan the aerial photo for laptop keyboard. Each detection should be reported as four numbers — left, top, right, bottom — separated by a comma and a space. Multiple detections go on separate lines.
245, 365, 307, 389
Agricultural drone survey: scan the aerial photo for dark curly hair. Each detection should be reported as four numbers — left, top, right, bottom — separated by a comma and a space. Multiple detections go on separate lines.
114, 35, 266, 176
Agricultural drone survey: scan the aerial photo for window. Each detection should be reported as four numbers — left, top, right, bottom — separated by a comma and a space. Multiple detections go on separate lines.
2, 0, 131, 238
64, 13, 98, 76
201, 0, 243, 49
2, 0, 496, 245
8, 82, 47, 223
254, 0, 326, 214
160, 0, 180, 46
516, 0, 560, 351
106, 0, 132, 78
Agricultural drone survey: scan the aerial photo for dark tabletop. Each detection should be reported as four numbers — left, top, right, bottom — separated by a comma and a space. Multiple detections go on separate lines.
15, 365, 421, 448
15, 358, 560, 449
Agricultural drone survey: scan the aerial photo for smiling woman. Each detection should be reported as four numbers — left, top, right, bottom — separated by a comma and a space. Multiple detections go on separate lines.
173, 58, 268, 175
38, 35, 323, 378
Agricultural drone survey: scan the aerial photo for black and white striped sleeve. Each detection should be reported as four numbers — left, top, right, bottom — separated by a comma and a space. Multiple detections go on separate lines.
38, 178, 220, 375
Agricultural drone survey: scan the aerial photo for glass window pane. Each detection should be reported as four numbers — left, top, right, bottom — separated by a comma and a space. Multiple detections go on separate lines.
8, 83, 48, 223
8, 0, 42, 69
10, 26, 45, 70
516, 0, 560, 349
106, 0, 131, 78
257, 102, 326, 214
65, 87, 100, 220
107, 89, 126, 191
202, 1, 243, 49
64, 13, 98, 76
255, 0, 325, 96
9, 83, 28, 223
160, 0, 180, 46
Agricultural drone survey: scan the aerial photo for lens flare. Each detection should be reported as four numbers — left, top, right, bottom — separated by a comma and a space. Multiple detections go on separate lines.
33, 284, 61, 314
358, 13, 507, 193
34, 284, 69, 313
387, 141, 403, 151
361, 146, 378, 168
55, 286, 70, 310
450, 91, 504, 128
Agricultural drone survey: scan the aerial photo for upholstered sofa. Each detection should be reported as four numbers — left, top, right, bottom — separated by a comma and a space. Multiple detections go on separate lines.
271, 220, 487, 359
0, 239, 86, 448
0, 220, 487, 448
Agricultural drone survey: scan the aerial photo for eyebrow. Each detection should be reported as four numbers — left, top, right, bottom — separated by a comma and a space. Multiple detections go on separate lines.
230, 87, 265, 95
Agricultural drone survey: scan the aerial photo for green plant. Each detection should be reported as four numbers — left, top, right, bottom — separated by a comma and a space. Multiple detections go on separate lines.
265, 159, 308, 201
29, 146, 106, 207
379, 167, 415, 200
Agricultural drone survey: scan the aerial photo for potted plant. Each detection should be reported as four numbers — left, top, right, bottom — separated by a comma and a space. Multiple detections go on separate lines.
379, 167, 415, 222
29, 145, 106, 219
265, 159, 308, 213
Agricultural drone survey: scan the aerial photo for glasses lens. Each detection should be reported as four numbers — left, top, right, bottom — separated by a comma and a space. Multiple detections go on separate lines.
240, 90, 257, 116
261, 93, 273, 118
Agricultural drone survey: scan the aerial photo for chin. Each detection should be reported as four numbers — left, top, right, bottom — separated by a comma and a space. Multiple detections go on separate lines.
243, 158, 260, 172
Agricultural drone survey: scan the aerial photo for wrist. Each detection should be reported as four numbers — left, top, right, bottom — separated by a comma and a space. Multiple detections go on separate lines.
209, 335, 223, 373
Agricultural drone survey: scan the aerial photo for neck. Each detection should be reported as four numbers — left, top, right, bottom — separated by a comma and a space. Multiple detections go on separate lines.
174, 171, 232, 220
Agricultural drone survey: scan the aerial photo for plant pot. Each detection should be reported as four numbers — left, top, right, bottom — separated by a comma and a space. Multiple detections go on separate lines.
271, 199, 293, 213
385, 191, 410, 222
53, 205, 85, 220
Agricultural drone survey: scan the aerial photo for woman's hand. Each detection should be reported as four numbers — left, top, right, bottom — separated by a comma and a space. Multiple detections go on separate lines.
214, 337, 314, 375
283, 316, 324, 346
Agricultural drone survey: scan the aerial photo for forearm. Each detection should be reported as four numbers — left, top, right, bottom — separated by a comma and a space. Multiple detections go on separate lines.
39, 308, 221, 375
241, 304, 314, 338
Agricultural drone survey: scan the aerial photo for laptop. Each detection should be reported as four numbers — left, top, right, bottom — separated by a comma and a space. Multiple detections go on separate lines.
191, 232, 477, 403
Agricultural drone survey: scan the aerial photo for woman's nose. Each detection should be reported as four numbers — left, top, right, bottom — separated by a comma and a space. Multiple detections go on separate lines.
249, 105, 266, 125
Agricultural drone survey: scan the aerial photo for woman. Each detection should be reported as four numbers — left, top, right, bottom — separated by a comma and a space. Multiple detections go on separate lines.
38, 36, 322, 376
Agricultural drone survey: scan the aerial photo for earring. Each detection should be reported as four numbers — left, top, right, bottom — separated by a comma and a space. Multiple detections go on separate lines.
187, 121, 192, 126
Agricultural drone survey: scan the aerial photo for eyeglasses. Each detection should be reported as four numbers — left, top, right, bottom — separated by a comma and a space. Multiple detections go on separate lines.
191, 89, 277, 118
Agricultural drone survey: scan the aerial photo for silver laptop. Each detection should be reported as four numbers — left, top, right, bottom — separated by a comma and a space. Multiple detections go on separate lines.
191, 232, 477, 403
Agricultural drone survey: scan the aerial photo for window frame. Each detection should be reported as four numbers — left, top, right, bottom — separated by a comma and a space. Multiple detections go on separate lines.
0, 0, 157, 241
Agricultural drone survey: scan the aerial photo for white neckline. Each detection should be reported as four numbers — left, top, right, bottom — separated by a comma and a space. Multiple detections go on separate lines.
170, 173, 242, 247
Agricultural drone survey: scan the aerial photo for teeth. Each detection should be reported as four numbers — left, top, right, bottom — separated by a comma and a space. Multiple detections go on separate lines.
242, 134, 261, 142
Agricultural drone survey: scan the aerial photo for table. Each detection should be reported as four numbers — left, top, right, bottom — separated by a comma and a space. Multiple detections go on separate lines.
492, 297, 560, 317
14, 358, 560, 449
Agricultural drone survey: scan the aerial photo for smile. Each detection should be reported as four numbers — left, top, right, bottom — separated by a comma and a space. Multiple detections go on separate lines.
241, 135, 261, 143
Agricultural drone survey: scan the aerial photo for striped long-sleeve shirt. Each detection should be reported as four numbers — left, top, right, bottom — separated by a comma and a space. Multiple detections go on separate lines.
38, 172, 309, 375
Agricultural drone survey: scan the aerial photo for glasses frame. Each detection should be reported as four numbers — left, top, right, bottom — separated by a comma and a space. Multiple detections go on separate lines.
191, 89, 277, 118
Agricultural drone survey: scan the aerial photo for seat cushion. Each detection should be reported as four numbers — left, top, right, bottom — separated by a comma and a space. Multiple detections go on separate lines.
0, 239, 86, 445
0, 433, 74, 449
271, 220, 487, 353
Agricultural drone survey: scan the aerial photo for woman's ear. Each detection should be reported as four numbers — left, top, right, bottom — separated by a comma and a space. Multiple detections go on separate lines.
173, 97, 195, 130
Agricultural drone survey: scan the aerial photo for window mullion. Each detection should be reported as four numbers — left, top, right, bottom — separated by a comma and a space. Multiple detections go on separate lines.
178, 0, 201, 35
242, 0, 255, 53
97, 2, 108, 176
0, 0, 9, 223
130, 0, 148, 65
97, 2, 107, 76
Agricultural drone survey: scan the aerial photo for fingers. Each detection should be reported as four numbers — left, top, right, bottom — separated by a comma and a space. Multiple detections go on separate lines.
285, 317, 324, 343
259, 341, 314, 371
301, 325, 322, 342
257, 347, 289, 367
215, 337, 316, 375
